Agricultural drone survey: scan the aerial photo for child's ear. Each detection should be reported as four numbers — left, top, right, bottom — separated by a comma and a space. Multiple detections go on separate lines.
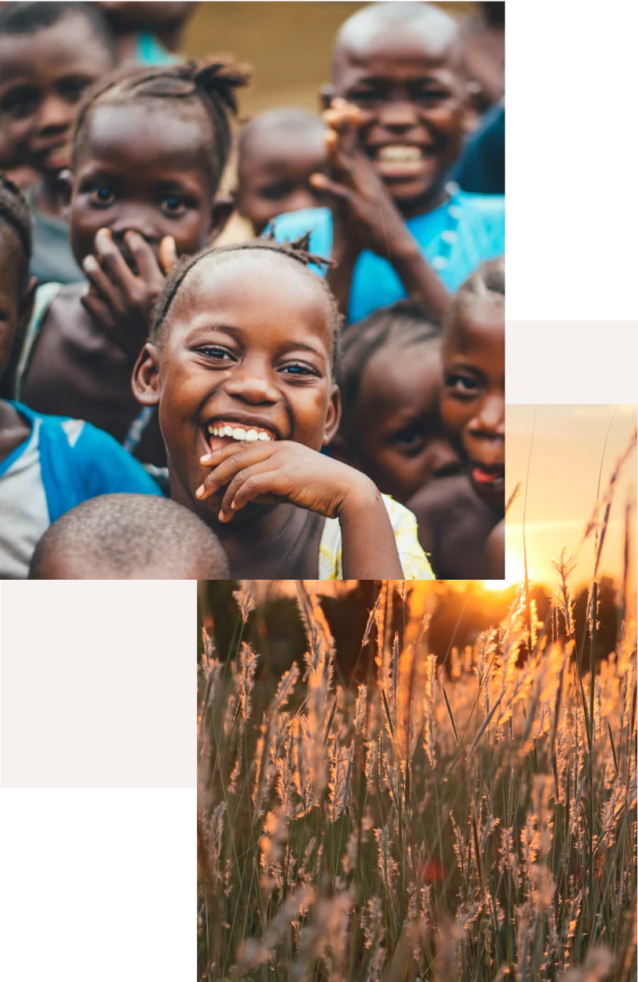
319, 83, 335, 111
208, 193, 235, 244
19, 276, 37, 332
57, 169, 74, 218
132, 342, 161, 406
322, 383, 341, 446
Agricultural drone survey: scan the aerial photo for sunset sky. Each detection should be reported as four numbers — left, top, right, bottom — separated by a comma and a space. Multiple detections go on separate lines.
504, 405, 636, 589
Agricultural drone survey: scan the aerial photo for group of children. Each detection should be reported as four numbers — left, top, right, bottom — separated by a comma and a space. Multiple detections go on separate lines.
0, 0, 505, 581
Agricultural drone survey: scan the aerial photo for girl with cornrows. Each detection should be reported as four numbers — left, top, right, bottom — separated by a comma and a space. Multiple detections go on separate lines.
14, 59, 249, 466
132, 235, 434, 580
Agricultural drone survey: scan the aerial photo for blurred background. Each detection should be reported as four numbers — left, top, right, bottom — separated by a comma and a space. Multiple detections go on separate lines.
182, 2, 479, 115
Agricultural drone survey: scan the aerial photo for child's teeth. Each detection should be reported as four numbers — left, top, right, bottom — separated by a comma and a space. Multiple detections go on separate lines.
378, 145, 422, 162
208, 423, 274, 442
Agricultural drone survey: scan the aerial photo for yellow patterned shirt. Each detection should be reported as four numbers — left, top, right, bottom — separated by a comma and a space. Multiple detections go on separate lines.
318, 494, 434, 580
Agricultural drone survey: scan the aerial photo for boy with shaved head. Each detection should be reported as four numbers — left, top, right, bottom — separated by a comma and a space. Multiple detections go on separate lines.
272, 1, 504, 324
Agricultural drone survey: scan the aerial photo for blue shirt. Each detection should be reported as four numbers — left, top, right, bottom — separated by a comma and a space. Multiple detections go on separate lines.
0, 403, 163, 578
271, 187, 505, 323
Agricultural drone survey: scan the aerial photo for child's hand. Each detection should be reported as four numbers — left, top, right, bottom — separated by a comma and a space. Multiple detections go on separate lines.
196, 440, 379, 522
309, 99, 449, 320
80, 228, 177, 360
310, 98, 410, 259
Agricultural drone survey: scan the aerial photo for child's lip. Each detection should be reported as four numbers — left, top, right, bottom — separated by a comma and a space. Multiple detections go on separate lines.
470, 462, 505, 485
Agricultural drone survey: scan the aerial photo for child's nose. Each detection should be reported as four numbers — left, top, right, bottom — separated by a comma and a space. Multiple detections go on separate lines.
225, 363, 279, 404
471, 393, 505, 435
378, 101, 420, 131
37, 95, 71, 133
110, 209, 160, 244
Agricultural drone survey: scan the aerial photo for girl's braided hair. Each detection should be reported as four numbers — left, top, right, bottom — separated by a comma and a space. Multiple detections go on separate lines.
0, 171, 32, 284
72, 58, 251, 188
444, 256, 504, 339
151, 231, 343, 371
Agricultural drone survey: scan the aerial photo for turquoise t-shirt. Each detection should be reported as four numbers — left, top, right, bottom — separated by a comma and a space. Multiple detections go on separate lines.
271, 186, 505, 323
135, 32, 180, 66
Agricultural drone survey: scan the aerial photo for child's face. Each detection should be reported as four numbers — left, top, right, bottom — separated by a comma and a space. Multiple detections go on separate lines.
343, 339, 460, 503
238, 125, 326, 235
96, 0, 198, 30
69, 103, 219, 268
0, 17, 114, 177
331, 24, 468, 211
137, 253, 339, 519
441, 295, 505, 508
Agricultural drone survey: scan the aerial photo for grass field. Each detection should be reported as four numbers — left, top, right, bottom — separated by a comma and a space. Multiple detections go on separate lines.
197, 569, 636, 982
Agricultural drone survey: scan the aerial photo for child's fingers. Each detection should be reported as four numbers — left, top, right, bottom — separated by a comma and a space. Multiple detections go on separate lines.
124, 230, 163, 281
309, 172, 351, 200
159, 236, 178, 273
217, 462, 281, 521
195, 442, 277, 499
82, 254, 123, 313
80, 288, 117, 329
94, 228, 137, 290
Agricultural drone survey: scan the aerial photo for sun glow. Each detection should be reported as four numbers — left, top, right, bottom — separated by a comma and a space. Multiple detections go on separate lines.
482, 548, 529, 592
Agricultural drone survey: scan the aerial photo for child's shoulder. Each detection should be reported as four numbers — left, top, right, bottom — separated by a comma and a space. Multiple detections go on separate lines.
10, 402, 162, 522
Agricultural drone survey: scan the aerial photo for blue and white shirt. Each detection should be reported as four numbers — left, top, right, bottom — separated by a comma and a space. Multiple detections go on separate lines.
0, 403, 162, 579
271, 187, 505, 323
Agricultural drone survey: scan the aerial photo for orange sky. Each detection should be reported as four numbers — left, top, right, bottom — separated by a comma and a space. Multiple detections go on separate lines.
504, 405, 636, 589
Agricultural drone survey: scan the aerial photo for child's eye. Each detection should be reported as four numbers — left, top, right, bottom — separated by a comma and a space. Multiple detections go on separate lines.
198, 345, 235, 362
89, 186, 115, 207
258, 182, 292, 202
392, 427, 426, 455
161, 195, 188, 217
280, 362, 319, 378
1, 85, 39, 119
347, 88, 380, 105
414, 87, 452, 105
58, 75, 93, 104
445, 374, 479, 398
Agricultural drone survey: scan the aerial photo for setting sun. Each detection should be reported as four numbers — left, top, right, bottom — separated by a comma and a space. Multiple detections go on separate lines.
483, 548, 529, 591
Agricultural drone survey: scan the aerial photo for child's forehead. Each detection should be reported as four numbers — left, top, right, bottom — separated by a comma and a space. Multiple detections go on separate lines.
0, 16, 112, 75
240, 125, 325, 173
445, 296, 504, 355
173, 251, 334, 343
77, 100, 214, 176
333, 10, 463, 82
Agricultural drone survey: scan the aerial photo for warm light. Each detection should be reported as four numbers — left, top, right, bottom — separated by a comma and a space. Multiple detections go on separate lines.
482, 549, 528, 592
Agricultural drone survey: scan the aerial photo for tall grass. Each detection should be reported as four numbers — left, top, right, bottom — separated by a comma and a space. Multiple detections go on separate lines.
197, 574, 636, 982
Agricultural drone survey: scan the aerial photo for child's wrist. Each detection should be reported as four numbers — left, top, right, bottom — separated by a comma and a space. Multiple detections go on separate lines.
336, 476, 383, 520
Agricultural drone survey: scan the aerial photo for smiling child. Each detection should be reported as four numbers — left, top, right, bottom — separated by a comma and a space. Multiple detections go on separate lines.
408, 257, 505, 579
271, 1, 504, 324
14, 59, 248, 465
0, 174, 161, 579
237, 107, 326, 235
131, 235, 433, 580
0, 2, 118, 284
333, 300, 459, 502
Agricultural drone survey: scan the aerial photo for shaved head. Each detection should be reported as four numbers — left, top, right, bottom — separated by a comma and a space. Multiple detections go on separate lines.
332, 1, 464, 78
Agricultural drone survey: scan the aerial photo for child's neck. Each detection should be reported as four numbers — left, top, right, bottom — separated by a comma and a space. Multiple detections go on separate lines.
183, 496, 324, 578
32, 173, 66, 219
0, 398, 31, 465
396, 183, 451, 221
